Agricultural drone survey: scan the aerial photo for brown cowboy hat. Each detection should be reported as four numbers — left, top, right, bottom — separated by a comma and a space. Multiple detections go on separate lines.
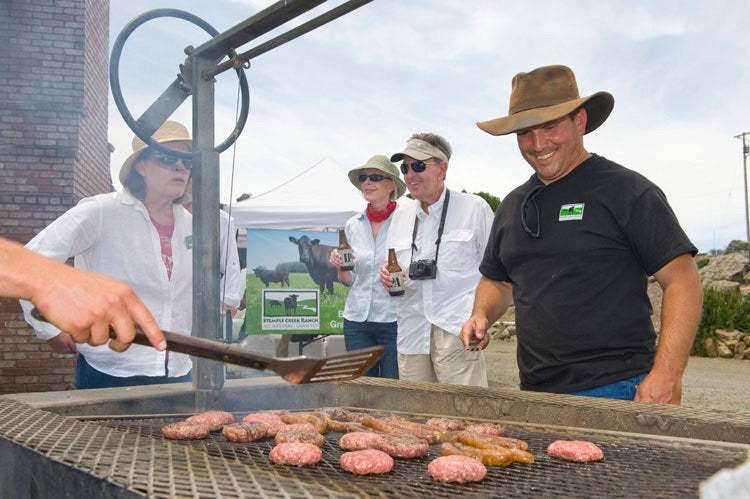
476, 65, 614, 136
118, 121, 191, 185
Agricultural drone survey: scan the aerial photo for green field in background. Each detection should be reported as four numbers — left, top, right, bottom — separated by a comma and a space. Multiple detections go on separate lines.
245, 272, 346, 335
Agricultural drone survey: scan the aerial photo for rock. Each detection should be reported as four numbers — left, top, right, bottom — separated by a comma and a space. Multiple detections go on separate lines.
707, 280, 741, 295
699, 253, 749, 286
716, 343, 734, 358
704, 337, 718, 358
725, 240, 750, 257
734, 341, 747, 360
715, 329, 744, 342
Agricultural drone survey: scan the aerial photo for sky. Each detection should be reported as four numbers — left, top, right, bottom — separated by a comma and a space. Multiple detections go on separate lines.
108, 0, 750, 254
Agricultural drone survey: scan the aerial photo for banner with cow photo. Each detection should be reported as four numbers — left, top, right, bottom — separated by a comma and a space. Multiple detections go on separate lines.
244, 228, 348, 335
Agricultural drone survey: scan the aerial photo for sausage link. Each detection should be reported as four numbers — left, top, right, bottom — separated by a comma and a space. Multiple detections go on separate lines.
456, 431, 534, 464
361, 415, 411, 436
440, 442, 513, 467
382, 417, 443, 444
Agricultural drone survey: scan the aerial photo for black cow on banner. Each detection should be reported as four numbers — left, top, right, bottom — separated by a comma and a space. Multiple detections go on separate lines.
289, 235, 337, 294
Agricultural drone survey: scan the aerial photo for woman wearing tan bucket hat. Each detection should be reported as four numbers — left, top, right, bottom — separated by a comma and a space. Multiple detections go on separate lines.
20, 121, 195, 389
460, 65, 702, 405
327, 155, 406, 378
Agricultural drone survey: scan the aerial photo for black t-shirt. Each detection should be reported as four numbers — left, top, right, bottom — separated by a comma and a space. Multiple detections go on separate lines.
480, 154, 697, 393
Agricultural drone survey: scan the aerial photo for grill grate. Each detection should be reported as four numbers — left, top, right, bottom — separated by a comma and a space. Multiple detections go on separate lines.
97, 409, 746, 498
1, 398, 748, 498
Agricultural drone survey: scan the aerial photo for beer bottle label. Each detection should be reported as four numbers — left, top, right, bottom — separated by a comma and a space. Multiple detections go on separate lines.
339, 248, 354, 270
390, 272, 404, 292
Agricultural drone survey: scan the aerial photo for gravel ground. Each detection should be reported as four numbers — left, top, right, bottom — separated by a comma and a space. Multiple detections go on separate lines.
483, 339, 750, 414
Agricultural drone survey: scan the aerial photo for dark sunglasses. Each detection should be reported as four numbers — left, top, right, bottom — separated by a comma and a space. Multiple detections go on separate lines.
151, 151, 192, 169
521, 185, 544, 238
400, 160, 428, 174
358, 173, 388, 183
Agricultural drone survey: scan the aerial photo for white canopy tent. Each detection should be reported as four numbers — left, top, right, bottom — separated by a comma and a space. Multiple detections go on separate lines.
230, 158, 366, 230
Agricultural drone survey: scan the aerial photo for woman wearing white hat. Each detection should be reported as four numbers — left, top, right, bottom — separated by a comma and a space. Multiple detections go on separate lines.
20, 121, 194, 389
328, 155, 407, 378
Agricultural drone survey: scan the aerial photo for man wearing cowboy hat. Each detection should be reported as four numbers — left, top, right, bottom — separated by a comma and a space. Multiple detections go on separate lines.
460, 65, 702, 404
380, 132, 494, 386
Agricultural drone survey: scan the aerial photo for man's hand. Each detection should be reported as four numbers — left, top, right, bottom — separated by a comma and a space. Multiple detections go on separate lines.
459, 315, 492, 351
634, 371, 682, 405
379, 263, 393, 290
34, 267, 165, 352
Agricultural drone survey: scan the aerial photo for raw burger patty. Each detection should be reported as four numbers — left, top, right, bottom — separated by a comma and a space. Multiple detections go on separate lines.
222, 422, 269, 442
241, 412, 285, 435
428, 455, 487, 483
275, 429, 325, 447
186, 410, 235, 431
268, 442, 322, 466
547, 440, 604, 462
340, 449, 394, 475
376, 435, 429, 458
162, 421, 210, 440
339, 431, 383, 451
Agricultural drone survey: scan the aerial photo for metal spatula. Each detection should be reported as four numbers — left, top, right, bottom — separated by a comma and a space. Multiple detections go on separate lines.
132, 328, 384, 384
30, 308, 383, 383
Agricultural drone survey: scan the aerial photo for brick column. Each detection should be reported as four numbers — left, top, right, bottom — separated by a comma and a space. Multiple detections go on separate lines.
0, 0, 111, 393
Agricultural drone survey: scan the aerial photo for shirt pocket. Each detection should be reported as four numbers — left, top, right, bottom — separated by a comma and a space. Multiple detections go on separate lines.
438, 229, 475, 271
389, 233, 412, 264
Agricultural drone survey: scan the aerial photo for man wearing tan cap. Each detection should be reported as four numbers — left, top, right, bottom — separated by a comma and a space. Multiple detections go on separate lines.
459, 65, 702, 404
380, 133, 493, 386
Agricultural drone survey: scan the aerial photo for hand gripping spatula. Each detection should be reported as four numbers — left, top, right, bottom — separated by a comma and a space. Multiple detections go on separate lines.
31, 308, 384, 383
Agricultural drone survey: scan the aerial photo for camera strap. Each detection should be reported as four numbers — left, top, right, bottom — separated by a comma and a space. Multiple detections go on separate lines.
410, 189, 450, 265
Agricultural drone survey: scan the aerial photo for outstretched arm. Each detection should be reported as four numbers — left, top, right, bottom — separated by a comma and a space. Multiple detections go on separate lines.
635, 253, 702, 405
459, 277, 513, 350
1, 238, 166, 352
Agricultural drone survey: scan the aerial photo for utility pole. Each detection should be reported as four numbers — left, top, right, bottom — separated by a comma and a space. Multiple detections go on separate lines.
735, 132, 750, 241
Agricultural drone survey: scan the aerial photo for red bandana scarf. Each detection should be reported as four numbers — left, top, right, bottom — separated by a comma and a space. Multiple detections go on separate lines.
366, 201, 397, 222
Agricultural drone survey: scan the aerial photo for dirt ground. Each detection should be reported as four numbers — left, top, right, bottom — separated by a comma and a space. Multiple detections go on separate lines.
483, 339, 750, 414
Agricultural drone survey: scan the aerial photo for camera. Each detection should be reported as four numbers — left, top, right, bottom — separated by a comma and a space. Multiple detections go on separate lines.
408, 259, 437, 280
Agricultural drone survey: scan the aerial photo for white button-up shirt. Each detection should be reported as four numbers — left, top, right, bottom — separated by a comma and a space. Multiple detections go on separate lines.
343, 209, 397, 323
219, 210, 244, 309
20, 190, 193, 377
386, 189, 493, 354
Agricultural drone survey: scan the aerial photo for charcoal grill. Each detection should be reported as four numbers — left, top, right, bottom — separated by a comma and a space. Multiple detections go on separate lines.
2, 378, 748, 498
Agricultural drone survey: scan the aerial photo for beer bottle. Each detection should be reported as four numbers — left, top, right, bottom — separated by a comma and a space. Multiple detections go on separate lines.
338, 229, 354, 271
387, 248, 405, 296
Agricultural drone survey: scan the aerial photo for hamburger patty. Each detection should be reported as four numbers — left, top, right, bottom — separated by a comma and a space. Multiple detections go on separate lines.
340, 449, 394, 475
428, 455, 487, 483
547, 440, 604, 462
268, 442, 322, 466
162, 421, 210, 440
186, 411, 235, 431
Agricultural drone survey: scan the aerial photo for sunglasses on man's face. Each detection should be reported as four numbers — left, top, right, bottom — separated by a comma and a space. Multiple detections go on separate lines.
400, 160, 429, 174
151, 151, 192, 169
358, 173, 388, 183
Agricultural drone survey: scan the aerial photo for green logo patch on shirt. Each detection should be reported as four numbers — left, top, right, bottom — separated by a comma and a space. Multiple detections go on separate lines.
185, 235, 193, 249
559, 203, 584, 221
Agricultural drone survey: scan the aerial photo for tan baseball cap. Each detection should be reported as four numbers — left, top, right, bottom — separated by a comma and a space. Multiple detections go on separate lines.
390, 138, 449, 163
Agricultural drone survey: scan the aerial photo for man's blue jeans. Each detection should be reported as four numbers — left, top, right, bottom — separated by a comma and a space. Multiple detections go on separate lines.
343, 319, 398, 379
568, 373, 648, 400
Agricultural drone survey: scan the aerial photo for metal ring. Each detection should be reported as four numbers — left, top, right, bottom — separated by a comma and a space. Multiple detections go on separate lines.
110, 8, 249, 159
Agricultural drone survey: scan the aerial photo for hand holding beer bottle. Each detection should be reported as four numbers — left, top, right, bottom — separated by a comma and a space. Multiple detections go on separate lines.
386, 248, 405, 296
338, 229, 355, 271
